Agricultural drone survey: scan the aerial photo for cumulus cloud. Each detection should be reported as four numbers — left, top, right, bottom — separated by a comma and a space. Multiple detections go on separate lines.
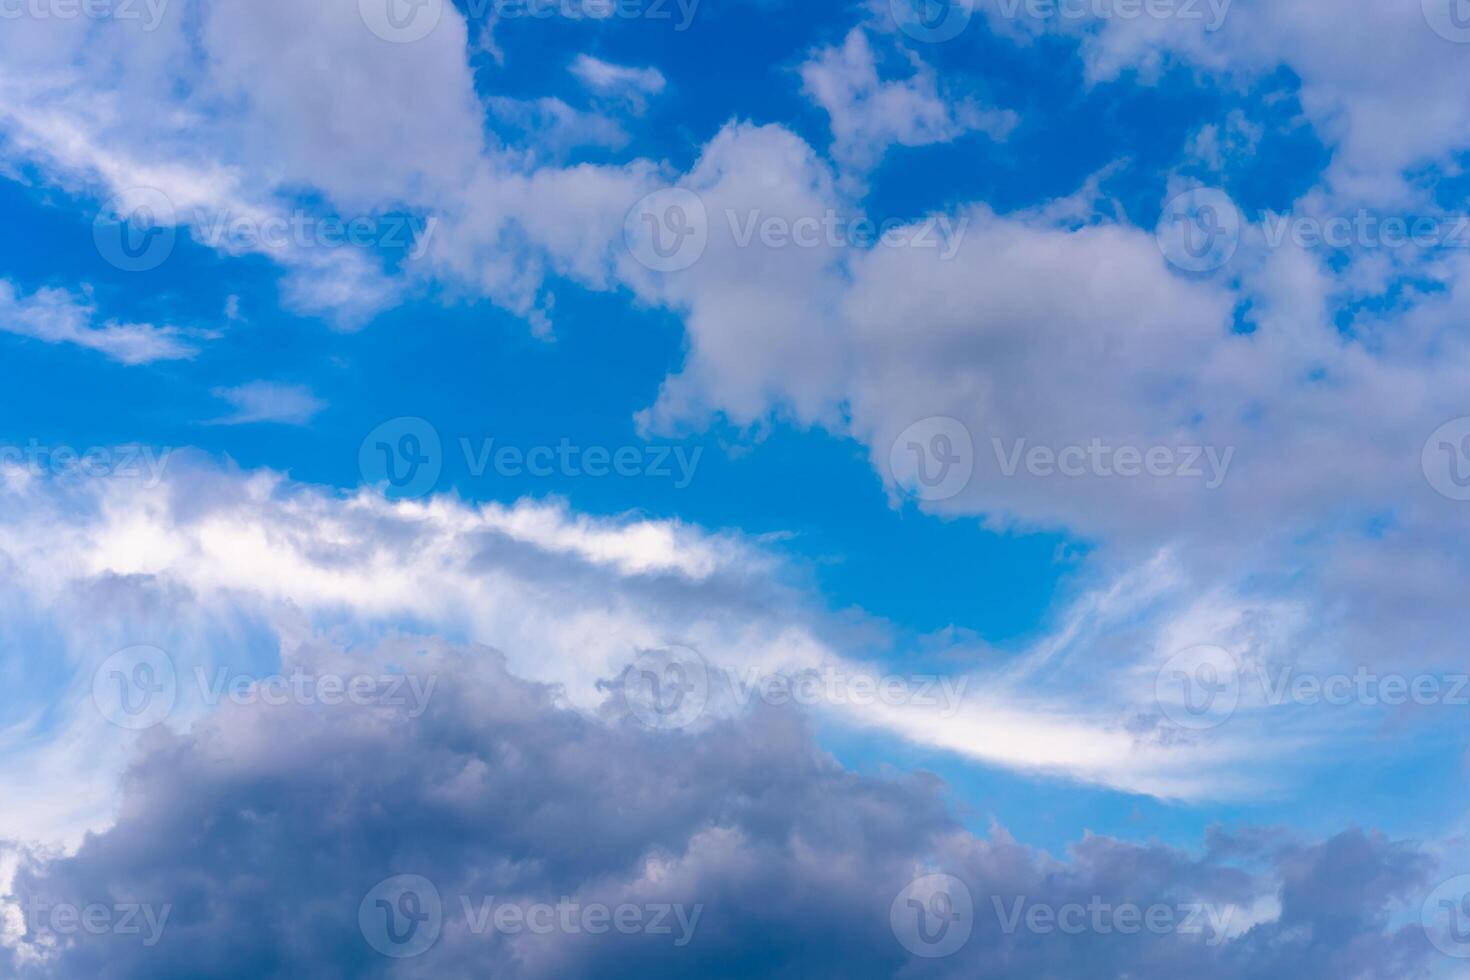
570, 55, 666, 114
0, 628, 1446, 978
800, 28, 1017, 181
0, 279, 196, 364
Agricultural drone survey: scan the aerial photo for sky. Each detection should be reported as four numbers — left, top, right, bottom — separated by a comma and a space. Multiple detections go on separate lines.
2, 0, 1470, 976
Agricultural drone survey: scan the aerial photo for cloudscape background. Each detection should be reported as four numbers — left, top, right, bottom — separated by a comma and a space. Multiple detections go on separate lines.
2, 0, 1470, 975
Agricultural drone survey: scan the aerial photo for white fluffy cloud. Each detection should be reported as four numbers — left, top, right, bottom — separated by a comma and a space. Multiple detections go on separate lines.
0, 279, 196, 363
2, 455, 1457, 853
800, 28, 1017, 180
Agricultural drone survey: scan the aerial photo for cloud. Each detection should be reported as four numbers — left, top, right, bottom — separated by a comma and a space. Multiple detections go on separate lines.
0, 627, 1444, 978
0, 280, 197, 365
0, 456, 1462, 864
570, 55, 666, 113
800, 28, 1016, 181
209, 383, 325, 427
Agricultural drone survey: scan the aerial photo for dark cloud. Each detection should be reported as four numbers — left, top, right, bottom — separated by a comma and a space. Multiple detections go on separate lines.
0, 635, 1446, 979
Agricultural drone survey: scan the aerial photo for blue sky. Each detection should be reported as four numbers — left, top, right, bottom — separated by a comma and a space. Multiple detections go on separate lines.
3, 0, 1470, 976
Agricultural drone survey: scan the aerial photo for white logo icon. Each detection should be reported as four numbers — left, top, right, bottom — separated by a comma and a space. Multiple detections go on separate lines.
359, 0, 443, 43
1157, 188, 1241, 272
889, 417, 974, 502
92, 645, 178, 730
1155, 644, 1241, 730
624, 188, 709, 272
891, 873, 974, 958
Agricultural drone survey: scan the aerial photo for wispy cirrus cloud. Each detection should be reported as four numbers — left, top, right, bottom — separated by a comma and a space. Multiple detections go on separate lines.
208, 383, 325, 427
0, 279, 196, 364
